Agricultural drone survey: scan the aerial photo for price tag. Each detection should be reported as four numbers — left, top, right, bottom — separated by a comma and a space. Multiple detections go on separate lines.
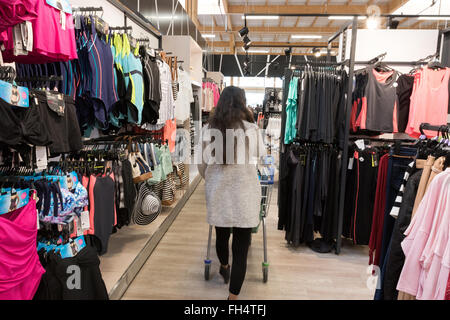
20, 21, 33, 52
74, 15, 81, 30
355, 139, 365, 150
36, 146, 48, 170
80, 211, 90, 230
348, 156, 354, 170
76, 217, 83, 236
45, 91, 65, 116
60, 10, 66, 30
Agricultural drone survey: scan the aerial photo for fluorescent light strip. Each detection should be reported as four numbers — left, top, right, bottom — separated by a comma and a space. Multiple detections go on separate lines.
291, 35, 322, 39
202, 34, 216, 38
242, 15, 279, 20
328, 16, 366, 20
247, 49, 269, 53
417, 16, 450, 20
147, 15, 182, 20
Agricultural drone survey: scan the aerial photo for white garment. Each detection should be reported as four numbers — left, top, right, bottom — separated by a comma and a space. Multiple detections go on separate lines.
140, 60, 175, 131
266, 117, 281, 140
197, 121, 267, 228
174, 69, 194, 123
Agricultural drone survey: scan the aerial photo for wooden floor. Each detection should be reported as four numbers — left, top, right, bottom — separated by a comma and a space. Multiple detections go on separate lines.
122, 180, 376, 300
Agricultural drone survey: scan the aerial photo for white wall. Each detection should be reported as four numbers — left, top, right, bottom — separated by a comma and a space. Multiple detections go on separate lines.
341, 29, 440, 73
162, 35, 203, 83
70, 0, 160, 48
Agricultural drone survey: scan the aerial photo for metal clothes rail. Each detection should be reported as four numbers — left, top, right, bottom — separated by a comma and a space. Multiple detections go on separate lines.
106, 0, 162, 49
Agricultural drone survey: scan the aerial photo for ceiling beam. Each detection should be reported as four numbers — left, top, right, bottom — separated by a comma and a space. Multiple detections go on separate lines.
386, 0, 408, 13
190, 0, 202, 30
207, 41, 339, 48
386, 0, 409, 26
207, 51, 332, 56
228, 4, 391, 15
221, 0, 235, 54
199, 25, 340, 34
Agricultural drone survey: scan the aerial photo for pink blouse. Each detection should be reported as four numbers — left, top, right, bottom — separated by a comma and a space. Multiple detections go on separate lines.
397, 169, 450, 299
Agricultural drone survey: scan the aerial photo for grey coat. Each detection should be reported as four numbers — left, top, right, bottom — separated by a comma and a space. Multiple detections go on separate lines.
197, 121, 266, 228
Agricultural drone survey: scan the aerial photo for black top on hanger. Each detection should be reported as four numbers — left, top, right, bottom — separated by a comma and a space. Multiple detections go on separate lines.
0, 66, 16, 83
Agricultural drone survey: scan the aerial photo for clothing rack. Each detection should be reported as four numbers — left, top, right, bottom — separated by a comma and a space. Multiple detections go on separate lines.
202, 77, 216, 82
367, 52, 387, 65
332, 18, 445, 255
420, 122, 450, 133
106, 0, 162, 49
109, 26, 132, 31
355, 52, 440, 67
349, 136, 416, 143
83, 133, 168, 146
354, 60, 431, 67
72, 7, 103, 12
331, 17, 357, 255
15, 75, 62, 82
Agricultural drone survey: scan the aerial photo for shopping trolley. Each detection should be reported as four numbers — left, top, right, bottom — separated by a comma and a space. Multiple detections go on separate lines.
203, 161, 274, 283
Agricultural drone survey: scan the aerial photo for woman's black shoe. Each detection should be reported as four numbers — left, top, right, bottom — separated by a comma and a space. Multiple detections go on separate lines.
219, 265, 230, 284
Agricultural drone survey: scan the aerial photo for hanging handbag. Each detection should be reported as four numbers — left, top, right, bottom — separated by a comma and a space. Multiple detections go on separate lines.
173, 162, 188, 189
161, 172, 176, 206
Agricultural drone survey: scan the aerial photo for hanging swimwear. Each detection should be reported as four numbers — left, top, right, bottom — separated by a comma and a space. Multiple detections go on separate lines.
121, 33, 144, 125
86, 16, 118, 130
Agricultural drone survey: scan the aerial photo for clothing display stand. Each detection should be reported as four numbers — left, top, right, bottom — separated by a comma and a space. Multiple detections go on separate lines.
279, 14, 446, 254
333, 18, 358, 255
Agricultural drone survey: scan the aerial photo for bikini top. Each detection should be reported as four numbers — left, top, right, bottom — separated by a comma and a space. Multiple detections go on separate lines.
0, 97, 51, 147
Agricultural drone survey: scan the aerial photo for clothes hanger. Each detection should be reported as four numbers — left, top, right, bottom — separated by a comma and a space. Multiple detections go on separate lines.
427, 57, 445, 70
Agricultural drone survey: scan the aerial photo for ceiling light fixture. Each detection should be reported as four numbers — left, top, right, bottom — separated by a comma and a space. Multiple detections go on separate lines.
239, 26, 249, 37
366, 16, 380, 29
312, 47, 321, 58
328, 15, 366, 20
285, 47, 292, 57
202, 34, 216, 38
291, 35, 322, 39
242, 15, 279, 20
417, 16, 450, 20
247, 49, 269, 53
387, 17, 400, 29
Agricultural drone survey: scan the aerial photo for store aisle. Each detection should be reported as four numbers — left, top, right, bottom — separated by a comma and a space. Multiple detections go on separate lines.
122, 181, 376, 300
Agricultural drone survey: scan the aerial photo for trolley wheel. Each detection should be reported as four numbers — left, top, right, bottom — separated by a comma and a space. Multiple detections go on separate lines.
204, 262, 211, 280
262, 263, 269, 283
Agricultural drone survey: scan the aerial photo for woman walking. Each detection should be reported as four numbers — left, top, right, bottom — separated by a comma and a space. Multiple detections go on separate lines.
198, 86, 266, 300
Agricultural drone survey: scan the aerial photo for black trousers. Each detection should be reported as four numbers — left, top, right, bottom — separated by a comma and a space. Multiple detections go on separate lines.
215, 226, 252, 295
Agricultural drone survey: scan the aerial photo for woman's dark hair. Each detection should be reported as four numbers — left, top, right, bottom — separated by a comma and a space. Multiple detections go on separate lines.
209, 86, 254, 130
208, 86, 255, 164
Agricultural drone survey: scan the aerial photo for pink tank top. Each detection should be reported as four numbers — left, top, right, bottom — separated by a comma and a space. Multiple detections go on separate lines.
406, 67, 450, 138
0, 199, 45, 300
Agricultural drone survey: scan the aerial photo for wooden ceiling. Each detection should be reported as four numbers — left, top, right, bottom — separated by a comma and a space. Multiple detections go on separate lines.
184, 0, 445, 55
